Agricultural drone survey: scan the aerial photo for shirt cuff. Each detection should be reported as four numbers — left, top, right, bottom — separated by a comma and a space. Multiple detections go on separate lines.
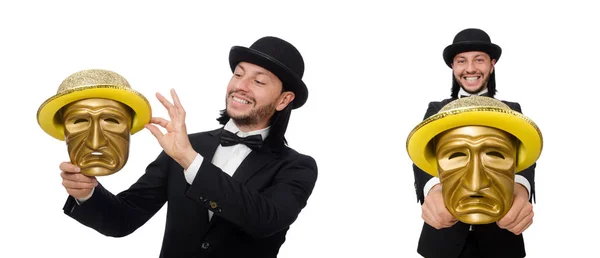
75, 187, 95, 205
515, 174, 531, 200
183, 153, 204, 184
423, 177, 440, 196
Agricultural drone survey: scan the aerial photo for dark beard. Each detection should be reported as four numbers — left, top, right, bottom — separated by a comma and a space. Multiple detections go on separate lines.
227, 101, 277, 127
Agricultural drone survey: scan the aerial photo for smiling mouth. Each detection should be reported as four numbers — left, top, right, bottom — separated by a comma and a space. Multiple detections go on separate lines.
231, 96, 251, 105
463, 76, 481, 81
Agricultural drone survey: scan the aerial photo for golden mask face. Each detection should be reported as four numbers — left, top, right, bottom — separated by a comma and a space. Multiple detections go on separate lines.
61, 98, 133, 177
435, 126, 517, 224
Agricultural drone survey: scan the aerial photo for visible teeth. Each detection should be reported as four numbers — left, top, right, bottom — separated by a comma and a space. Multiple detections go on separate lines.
233, 96, 250, 104
465, 77, 479, 81
91, 152, 102, 156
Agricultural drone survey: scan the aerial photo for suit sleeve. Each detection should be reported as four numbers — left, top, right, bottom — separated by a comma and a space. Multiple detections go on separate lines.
413, 102, 440, 204
510, 102, 537, 203
62, 151, 171, 237
185, 153, 318, 238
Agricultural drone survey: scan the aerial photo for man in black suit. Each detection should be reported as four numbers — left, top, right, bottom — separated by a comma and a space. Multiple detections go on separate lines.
413, 28, 537, 258
59, 36, 318, 257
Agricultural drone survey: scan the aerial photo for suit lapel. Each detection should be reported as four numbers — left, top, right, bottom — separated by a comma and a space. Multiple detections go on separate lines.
232, 144, 278, 184
198, 129, 223, 162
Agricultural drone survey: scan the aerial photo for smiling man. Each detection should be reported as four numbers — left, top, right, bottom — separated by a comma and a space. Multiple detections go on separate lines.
411, 28, 539, 258
57, 36, 317, 258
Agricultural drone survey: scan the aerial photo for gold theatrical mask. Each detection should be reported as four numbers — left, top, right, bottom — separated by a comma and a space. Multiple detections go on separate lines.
435, 126, 517, 224
406, 96, 543, 225
62, 98, 133, 177
37, 69, 152, 177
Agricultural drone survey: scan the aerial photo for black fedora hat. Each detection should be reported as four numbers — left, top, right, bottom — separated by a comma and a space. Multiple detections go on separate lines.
443, 28, 502, 68
229, 36, 307, 109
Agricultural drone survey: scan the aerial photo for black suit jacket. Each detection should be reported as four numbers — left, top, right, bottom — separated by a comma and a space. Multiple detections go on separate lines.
63, 128, 318, 258
413, 98, 536, 258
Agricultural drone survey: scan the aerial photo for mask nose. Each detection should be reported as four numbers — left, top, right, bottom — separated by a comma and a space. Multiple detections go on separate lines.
85, 120, 107, 149
462, 154, 491, 192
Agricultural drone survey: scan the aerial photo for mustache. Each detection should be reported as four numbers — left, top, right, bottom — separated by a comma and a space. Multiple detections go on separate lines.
460, 72, 484, 77
228, 90, 256, 102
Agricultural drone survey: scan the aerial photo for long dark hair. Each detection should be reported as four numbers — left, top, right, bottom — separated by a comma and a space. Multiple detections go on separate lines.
217, 99, 292, 148
450, 71, 497, 99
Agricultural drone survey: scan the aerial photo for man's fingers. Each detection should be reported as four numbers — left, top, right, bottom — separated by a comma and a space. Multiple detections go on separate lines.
422, 205, 442, 229
156, 92, 175, 111
439, 209, 455, 221
61, 171, 97, 183
170, 89, 185, 113
512, 214, 534, 235
506, 203, 532, 230
422, 187, 456, 230
145, 124, 166, 142
62, 178, 97, 189
422, 201, 455, 229
439, 211, 458, 227
150, 117, 170, 127
59, 162, 80, 173
499, 183, 531, 228
498, 201, 523, 228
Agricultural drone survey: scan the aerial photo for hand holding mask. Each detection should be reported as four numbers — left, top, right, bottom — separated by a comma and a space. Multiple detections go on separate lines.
406, 96, 543, 224
37, 69, 151, 176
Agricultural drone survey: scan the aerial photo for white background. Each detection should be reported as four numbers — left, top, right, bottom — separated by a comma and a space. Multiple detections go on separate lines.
1, 1, 598, 257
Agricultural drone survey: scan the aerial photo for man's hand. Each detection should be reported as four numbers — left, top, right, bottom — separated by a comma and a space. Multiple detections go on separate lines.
60, 162, 97, 199
497, 183, 534, 235
422, 184, 458, 229
145, 89, 198, 168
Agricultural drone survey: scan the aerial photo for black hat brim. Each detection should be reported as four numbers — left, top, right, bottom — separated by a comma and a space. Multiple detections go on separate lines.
229, 46, 308, 109
443, 42, 502, 68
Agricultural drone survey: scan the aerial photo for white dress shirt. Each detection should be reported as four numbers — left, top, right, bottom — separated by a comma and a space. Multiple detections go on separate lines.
76, 119, 271, 222
422, 88, 532, 198
183, 120, 270, 221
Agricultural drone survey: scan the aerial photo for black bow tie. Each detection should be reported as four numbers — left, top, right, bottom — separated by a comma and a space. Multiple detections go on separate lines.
219, 130, 263, 150
460, 92, 490, 98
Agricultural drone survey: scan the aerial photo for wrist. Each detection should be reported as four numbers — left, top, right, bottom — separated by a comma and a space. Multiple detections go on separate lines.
178, 148, 198, 169
514, 183, 528, 197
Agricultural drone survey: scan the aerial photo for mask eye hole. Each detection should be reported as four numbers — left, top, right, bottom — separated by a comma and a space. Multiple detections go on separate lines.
74, 118, 88, 124
487, 151, 505, 159
105, 118, 120, 124
448, 152, 466, 159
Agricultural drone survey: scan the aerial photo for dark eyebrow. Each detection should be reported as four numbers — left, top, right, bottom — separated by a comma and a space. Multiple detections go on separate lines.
236, 64, 246, 72
237, 63, 270, 77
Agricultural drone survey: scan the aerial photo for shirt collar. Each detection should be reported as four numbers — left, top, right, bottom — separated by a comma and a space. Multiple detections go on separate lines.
224, 119, 270, 141
458, 87, 488, 98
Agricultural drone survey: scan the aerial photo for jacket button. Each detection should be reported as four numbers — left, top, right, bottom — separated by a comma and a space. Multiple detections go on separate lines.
209, 201, 218, 209
201, 242, 210, 249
